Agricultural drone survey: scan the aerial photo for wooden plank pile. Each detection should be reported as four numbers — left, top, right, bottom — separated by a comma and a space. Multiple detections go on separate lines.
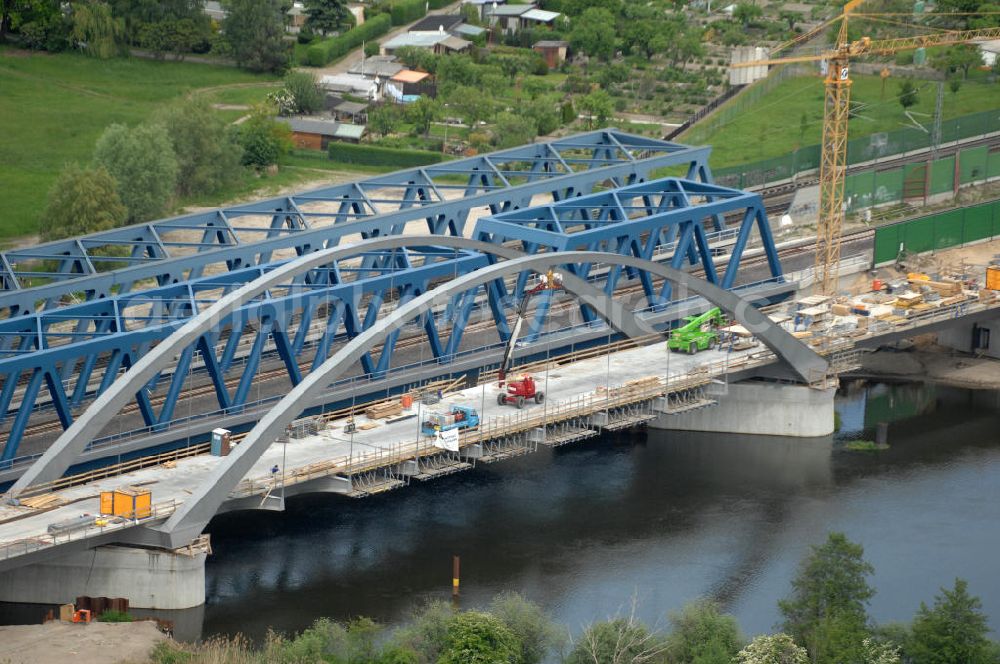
365, 401, 403, 420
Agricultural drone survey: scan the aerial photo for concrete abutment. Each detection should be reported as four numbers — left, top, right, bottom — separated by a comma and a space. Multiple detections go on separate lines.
0, 543, 207, 609
651, 380, 836, 437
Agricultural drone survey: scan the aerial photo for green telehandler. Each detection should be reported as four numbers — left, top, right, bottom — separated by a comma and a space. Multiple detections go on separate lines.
666, 307, 726, 354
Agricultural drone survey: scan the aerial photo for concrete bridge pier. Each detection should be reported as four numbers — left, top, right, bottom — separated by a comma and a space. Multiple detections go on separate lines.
651, 380, 837, 438
0, 538, 209, 610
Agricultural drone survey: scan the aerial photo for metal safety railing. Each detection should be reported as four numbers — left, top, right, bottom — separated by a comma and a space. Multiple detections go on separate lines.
0, 499, 178, 563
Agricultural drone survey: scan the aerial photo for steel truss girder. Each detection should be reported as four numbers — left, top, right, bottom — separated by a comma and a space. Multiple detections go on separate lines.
0, 249, 491, 462
474, 177, 783, 336
0, 131, 712, 318
5, 237, 656, 492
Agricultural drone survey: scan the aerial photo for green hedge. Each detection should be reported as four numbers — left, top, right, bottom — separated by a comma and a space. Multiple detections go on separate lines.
427, 0, 451, 9
328, 142, 446, 168
305, 14, 392, 66
390, 0, 426, 25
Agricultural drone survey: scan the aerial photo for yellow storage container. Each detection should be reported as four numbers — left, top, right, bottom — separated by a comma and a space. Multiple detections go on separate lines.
987, 266, 1000, 291
101, 487, 152, 519
99, 491, 114, 516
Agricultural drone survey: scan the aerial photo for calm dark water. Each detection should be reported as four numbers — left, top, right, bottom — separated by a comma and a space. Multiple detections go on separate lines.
3, 382, 1000, 643
194, 381, 1000, 641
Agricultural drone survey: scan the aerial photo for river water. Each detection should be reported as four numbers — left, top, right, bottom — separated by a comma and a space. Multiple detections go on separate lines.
190, 381, 1000, 642
3, 381, 1000, 642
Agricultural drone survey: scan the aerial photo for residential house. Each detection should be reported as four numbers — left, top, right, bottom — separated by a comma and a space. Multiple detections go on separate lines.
348, 55, 405, 80
332, 100, 369, 123
381, 31, 472, 56
389, 69, 435, 96
484, 4, 534, 33
319, 73, 381, 100
280, 117, 366, 150
532, 39, 567, 68
520, 7, 560, 28
462, 0, 506, 21
408, 14, 465, 34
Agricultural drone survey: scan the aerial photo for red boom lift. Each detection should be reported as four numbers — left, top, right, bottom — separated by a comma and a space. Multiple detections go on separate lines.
496, 270, 562, 409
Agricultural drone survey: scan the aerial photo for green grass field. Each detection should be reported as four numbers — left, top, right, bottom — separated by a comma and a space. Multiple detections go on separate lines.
687, 73, 1000, 169
0, 48, 280, 242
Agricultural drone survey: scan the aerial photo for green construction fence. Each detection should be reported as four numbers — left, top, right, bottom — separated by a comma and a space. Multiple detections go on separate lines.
872, 198, 1000, 265
714, 108, 1000, 190
841, 145, 1000, 214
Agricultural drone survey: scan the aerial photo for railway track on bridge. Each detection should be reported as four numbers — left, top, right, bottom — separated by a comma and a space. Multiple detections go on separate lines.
13, 130, 994, 453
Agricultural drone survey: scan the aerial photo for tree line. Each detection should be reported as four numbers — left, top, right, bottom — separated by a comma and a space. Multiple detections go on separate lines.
149, 531, 999, 664
41, 97, 291, 242
1, 0, 355, 72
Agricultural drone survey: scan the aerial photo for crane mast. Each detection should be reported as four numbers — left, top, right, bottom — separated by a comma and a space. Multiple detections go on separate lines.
730, 5, 1000, 295
817, 52, 851, 295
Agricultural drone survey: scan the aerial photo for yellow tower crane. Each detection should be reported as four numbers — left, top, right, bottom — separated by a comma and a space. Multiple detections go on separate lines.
733, 9, 1000, 294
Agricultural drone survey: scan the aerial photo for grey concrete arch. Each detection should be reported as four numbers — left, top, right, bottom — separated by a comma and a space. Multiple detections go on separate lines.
5, 237, 654, 500
157, 251, 828, 547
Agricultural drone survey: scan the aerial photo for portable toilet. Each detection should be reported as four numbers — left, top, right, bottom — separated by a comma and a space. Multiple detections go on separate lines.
211, 428, 232, 456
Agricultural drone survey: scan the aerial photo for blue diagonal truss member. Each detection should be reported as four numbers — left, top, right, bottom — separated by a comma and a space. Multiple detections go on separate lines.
0, 130, 713, 318
4, 236, 658, 499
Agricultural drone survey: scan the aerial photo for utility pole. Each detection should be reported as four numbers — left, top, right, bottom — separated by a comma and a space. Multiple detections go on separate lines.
931, 81, 943, 156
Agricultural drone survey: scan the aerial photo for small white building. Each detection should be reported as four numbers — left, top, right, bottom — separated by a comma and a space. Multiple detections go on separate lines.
319, 73, 380, 100
978, 39, 1000, 67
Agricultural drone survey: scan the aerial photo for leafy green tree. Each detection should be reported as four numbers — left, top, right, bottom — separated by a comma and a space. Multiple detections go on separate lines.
898, 79, 919, 110
491, 51, 533, 81
394, 45, 439, 73
152, 98, 243, 197
579, 88, 613, 128
560, 0, 621, 17
71, 0, 124, 58
405, 96, 439, 137
525, 99, 559, 136
568, 7, 616, 61
283, 70, 324, 114
779, 532, 875, 664
736, 633, 809, 664
237, 105, 291, 168
494, 112, 537, 149
303, 0, 348, 35
437, 611, 522, 664
931, 45, 982, 79
40, 164, 127, 241
561, 100, 576, 125
860, 638, 901, 664
623, 21, 660, 59
436, 55, 479, 91
3, 0, 70, 50
566, 617, 664, 664
94, 123, 178, 222
136, 18, 206, 58
663, 599, 744, 664
733, 2, 763, 27
368, 104, 400, 137
909, 578, 995, 664
392, 600, 455, 662
221, 0, 289, 72
489, 592, 566, 664
446, 85, 493, 127
780, 10, 802, 30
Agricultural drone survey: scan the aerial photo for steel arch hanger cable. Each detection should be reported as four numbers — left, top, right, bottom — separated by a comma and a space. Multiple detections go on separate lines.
155, 251, 828, 548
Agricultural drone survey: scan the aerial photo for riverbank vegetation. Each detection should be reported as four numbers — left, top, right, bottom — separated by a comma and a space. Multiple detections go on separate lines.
148, 532, 999, 664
